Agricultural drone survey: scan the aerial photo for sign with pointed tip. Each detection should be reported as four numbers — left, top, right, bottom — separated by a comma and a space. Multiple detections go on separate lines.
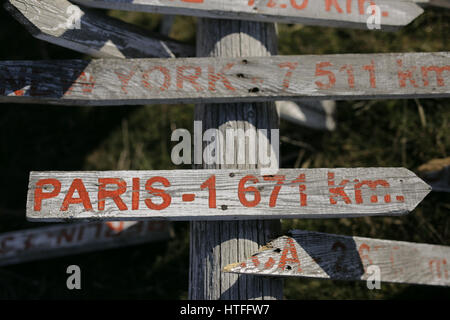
4, 0, 194, 59
0, 52, 449, 106
72, 0, 424, 30
0, 221, 173, 266
223, 230, 450, 287
26, 168, 430, 222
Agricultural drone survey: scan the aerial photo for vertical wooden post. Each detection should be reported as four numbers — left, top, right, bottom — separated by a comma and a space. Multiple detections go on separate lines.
189, 19, 283, 300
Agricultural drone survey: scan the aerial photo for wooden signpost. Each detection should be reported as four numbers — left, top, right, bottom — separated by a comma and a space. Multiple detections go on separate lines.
4, 0, 194, 59
0, 221, 172, 267
3, 0, 449, 301
0, 52, 449, 106
26, 168, 430, 221
72, 0, 424, 30
224, 229, 450, 287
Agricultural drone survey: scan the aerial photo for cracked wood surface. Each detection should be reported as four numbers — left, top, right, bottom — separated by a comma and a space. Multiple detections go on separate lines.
224, 229, 450, 287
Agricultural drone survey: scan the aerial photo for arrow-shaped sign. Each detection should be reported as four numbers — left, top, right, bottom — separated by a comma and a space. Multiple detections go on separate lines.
4, 0, 194, 58
26, 168, 430, 221
0, 221, 172, 266
5, 0, 332, 131
71, 0, 424, 30
0, 52, 449, 105
224, 229, 450, 287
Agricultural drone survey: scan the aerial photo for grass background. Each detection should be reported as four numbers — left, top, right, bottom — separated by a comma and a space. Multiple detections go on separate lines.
0, 4, 449, 299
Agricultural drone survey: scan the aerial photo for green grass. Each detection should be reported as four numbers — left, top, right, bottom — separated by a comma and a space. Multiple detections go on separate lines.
0, 6, 448, 299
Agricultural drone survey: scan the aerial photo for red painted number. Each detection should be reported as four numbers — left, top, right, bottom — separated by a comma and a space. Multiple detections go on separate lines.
238, 175, 261, 207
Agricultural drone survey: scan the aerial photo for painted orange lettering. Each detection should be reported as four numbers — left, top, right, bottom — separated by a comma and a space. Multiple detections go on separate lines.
340, 64, 355, 88
397, 59, 418, 88
61, 178, 93, 211
325, 0, 343, 13
291, 0, 308, 10
358, 243, 373, 271
142, 66, 171, 91
132, 177, 140, 210
66, 72, 95, 96
278, 62, 299, 91
421, 65, 450, 87
34, 179, 61, 211
278, 237, 301, 272
106, 221, 125, 232
328, 172, 351, 205
354, 180, 391, 204
315, 62, 336, 89
358, 0, 370, 14
291, 174, 307, 206
115, 68, 136, 94
98, 178, 128, 211
145, 177, 172, 210
429, 259, 448, 279
177, 65, 203, 92
208, 63, 235, 92
363, 60, 377, 88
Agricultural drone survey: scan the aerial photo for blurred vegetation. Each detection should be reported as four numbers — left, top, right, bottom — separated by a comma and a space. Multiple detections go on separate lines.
0, 4, 449, 299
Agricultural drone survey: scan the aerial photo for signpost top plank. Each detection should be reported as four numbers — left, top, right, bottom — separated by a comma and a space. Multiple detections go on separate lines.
0, 221, 172, 266
0, 52, 449, 106
224, 229, 450, 287
26, 168, 430, 222
72, 0, 424, 30
4, 0, 194, 59
5, 0, 333, 132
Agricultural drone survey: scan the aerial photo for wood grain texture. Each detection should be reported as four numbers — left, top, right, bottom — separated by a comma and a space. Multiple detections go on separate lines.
276, 100, 336, 131
4, 0, 326, 131
4, 0, 194, 59
26, 168, 431, 221
189, 19, 282, 300
1, 52, 448, 106
0, 221, 172, 266
224, 230, 450, 287
72, 0, 423, 30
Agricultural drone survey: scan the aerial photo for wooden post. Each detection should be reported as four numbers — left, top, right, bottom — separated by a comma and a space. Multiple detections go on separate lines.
189, 19, 283, 300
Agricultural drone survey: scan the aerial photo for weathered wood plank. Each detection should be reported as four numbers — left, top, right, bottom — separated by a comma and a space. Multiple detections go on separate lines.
418, 157, 450, 192
26, 168, 431, 221
0, 52, 448, 106
5, 0, 331, 131
276, 100, 336, 131
189, 19, 282, 300
224, 230, 450, 287
72, 0, 423, 30
0, 221, 172, 266
4, 0, 194, 58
